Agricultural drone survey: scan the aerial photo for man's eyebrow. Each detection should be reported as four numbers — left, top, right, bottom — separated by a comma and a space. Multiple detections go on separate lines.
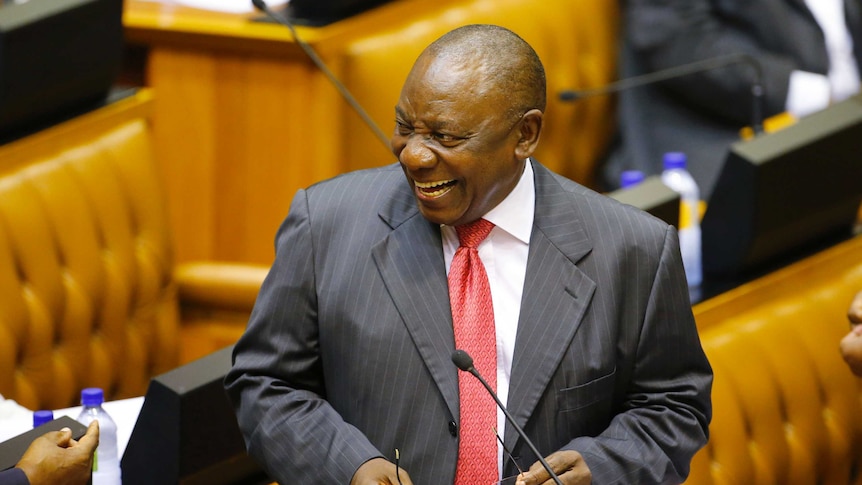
393, 107, 462, 132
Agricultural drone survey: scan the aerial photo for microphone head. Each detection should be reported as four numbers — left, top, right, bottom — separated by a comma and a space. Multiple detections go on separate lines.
451, 349, 475, 371
251, 0, 268, 12
558, 90, 580, 102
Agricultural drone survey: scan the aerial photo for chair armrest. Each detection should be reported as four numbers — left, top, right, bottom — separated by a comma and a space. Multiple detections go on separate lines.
174, 261, 269, 313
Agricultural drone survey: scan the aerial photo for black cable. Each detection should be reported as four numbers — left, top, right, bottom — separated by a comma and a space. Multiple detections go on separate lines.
251, 0, 392, 149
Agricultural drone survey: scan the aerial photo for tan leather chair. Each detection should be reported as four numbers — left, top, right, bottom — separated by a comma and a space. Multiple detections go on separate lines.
338, 0, 620, 189
0, 89, 267, 410
688, 236, 862, 484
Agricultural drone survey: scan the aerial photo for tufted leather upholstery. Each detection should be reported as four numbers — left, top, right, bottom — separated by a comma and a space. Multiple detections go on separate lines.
337, 0, 619, 189
688, 235, 862, 484
0, 90, 266, 410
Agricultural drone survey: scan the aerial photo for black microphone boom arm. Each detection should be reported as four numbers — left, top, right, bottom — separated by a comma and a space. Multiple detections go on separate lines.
559, 52, 765, 135
450, 349, 564, 485
251, 0, 392, 149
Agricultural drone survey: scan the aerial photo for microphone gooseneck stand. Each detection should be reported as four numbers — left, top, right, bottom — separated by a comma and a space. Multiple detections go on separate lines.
451, 349, 564, 485
558, 52, 765, 135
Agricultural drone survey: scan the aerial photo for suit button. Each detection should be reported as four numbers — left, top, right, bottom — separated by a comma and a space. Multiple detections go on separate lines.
448, 421, 458, 437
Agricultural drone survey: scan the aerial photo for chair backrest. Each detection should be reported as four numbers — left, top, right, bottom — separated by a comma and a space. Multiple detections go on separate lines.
688, 236, 862, 484
337, 0, 620, 188
0, 90, 180, 410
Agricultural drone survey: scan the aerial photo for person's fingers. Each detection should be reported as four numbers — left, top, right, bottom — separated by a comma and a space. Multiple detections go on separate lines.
76, 420, 100, 452
57, 427, 74, 447
516, 450, 588, 485
40, 427, 72, 446
516, 456, 556, 484
849, 291, 862, 324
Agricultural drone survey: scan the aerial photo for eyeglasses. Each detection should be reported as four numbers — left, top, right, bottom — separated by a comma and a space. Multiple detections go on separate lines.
395, 448, 404, 485
493, 426, 524, 485
493, 471, 521, 482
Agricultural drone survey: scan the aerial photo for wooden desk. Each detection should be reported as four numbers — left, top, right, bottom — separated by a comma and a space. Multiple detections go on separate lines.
123, 0, 619, 264
124, 0, 397, 264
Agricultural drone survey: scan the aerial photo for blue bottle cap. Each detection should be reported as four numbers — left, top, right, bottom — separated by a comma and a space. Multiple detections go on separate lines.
33, 410, 54, 428
663, 152, 687, 170
620, 170, 645, 189
81, 387, 105, 406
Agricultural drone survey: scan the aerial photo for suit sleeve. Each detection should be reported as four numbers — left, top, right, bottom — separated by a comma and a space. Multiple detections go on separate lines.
565, 226, 713, 484
223, 189, 383, 484
0, 468, 30, 485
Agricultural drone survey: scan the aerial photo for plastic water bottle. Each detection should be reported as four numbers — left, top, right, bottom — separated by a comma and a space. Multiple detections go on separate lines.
661, 152, 702, 288
77, 388, 122, 485
620, 170, 646, 189
32, 410, 53, 428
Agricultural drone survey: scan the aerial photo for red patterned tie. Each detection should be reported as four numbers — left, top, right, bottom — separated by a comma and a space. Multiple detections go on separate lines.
449, 219, 497, 485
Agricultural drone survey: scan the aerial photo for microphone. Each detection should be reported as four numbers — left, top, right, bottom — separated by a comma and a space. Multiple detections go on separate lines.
451, 349, 564, 485
251, 0, 392, 150
559, 53, 765, 135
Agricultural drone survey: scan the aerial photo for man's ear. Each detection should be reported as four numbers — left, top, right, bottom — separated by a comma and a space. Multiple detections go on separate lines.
514, 109, 543, 160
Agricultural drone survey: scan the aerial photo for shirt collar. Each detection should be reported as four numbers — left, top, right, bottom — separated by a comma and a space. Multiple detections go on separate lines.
480, 159, 535, 244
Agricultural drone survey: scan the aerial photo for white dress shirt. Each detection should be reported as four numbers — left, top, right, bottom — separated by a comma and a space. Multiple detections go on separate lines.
442, 160, 535, 477
787, 0, 861, 117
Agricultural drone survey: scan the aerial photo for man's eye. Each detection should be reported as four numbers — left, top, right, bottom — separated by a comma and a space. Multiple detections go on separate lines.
395, 121, 412, 135
433, 133, 460, 143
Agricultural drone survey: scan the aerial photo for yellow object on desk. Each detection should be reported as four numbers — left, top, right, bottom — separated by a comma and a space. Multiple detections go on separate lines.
739, 111, 798, 140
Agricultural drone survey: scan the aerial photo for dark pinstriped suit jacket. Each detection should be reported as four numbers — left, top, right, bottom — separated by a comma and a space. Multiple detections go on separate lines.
225, 159, 712, 484
0, 468, 28, 485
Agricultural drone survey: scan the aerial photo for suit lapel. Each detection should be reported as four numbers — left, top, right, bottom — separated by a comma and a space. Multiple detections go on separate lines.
372, 192, 460, 420
504, 163, 597, 449
371, 163, 599, 444
786, 0, 809, 11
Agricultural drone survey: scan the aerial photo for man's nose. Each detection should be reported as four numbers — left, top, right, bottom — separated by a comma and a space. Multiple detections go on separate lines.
399, 136, 436, 169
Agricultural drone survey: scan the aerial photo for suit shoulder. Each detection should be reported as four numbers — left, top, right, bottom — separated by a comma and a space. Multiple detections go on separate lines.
293, 163, 412, 229
303, 163, 405, 205
307, 163, 403, 193
549, 171, 671, 236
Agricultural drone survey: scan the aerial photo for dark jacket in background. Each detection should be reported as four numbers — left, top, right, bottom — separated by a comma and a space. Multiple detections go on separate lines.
601, 0, 862, 201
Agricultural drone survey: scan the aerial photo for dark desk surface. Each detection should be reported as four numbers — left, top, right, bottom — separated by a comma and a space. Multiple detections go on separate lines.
695, 224, 860, 305
0, 87, 138, 147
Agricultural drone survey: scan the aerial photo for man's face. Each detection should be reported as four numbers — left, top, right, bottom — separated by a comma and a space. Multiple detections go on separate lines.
391, 55, 526, 227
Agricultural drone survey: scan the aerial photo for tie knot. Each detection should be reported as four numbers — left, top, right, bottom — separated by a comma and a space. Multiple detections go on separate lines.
455, 219, 495, 249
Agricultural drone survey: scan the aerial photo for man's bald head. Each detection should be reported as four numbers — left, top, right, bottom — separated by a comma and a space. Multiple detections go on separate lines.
393, 24, 546, 226
416, 24, 547, 120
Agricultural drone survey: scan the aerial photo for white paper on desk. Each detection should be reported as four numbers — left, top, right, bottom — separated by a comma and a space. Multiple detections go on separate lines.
0, 397, 35, 442
0, 396, 143, 460
151, 0, 290, 14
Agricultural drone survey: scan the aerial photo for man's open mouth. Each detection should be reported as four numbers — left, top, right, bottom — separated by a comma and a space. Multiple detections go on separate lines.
415, 179, 456, 198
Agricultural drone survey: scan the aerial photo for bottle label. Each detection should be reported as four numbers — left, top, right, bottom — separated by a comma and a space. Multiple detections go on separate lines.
678, 200, 704, 229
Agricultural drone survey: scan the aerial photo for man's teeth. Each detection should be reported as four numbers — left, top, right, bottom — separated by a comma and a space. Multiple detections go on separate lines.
415, 180, 454, 189
415, 180, 454, 198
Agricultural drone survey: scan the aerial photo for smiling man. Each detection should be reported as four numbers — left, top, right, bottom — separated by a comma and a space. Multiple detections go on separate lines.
225, 24, 712, 485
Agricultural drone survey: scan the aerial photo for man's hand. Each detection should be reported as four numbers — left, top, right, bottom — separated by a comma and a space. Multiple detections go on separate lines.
849, 290, 862, 324
16, 420, 99, 485
841, 291, 862, 376
350, 457, 414, 485
841, 325, 862, 376
515, 450, 591, 485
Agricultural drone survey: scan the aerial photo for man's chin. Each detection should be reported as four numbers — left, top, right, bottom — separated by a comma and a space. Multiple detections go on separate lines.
416, 205, 462, 226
